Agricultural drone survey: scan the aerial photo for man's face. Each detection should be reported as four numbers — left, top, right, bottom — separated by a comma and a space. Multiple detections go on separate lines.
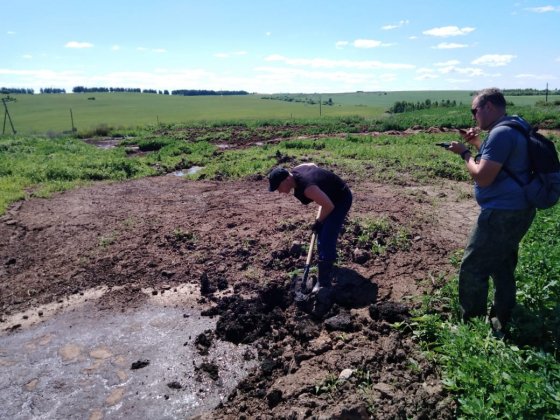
277, 177, 291, 194
471, 96, 494, 130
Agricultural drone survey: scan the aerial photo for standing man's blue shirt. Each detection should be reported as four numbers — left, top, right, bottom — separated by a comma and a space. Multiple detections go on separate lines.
475, 116, 532, 210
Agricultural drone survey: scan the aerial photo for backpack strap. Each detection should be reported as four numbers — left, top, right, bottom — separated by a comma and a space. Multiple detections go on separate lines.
492, 120, 530, 187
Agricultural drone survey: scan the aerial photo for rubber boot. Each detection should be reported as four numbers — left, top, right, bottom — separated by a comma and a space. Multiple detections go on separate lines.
312, 260, 333, 294
311, 261, 334, 318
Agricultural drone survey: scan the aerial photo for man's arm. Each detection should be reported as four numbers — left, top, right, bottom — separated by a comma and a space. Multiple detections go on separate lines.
304, 185, 334, 221
464, 154, 503, 187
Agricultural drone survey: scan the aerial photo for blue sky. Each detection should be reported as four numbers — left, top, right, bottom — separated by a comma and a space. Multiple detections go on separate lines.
2, 0, 559, 93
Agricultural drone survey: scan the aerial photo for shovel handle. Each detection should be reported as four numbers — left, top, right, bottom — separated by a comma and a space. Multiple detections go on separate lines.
305, 206, 322, 266
302, 206, 321, 284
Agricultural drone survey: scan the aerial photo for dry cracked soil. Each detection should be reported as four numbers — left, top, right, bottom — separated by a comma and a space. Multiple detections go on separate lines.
0, 158, 479, 419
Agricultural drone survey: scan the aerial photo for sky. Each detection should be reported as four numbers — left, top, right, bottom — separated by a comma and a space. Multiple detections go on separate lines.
2, 0, 559, 94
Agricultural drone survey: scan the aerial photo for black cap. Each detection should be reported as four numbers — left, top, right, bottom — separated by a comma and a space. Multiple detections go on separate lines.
268, 167, 289, 191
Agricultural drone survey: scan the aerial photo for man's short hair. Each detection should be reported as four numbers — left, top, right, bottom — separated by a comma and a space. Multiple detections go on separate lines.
475, 87, 506, 109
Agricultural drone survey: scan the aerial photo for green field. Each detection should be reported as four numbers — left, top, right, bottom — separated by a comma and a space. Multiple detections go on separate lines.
1, 98, 560, 417
3, 91, 557, 135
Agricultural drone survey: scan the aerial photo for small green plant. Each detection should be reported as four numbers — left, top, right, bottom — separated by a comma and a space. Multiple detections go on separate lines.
355, 368, 373, 390
354, 368, 377, 416
314, 374, 339, 396
98, 232, 116, 248
122, 216, 136, 229
173, 227, 196, 242
352, 216, 411, 255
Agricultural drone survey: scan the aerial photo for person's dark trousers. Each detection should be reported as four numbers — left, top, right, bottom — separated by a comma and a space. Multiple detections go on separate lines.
317, 189, 352, 263
459, 207, 536, 328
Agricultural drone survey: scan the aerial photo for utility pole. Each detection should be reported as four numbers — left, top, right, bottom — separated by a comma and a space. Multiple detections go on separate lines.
2, 97, 17, 135
546, 83, 549, 103
70, 108, 76, 132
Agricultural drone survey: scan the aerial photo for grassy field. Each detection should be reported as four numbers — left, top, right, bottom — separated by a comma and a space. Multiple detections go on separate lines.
3, 91, 558, 135
1, 95, 560, 417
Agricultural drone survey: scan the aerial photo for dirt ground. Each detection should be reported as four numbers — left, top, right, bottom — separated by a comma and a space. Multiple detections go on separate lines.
0, 158, 479, 418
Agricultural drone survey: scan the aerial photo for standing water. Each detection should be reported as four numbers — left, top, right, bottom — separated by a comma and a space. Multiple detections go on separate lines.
0, 284, 256, 419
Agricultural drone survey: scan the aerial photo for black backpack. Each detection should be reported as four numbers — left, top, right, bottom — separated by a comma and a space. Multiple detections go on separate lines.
496, 119, 560, 209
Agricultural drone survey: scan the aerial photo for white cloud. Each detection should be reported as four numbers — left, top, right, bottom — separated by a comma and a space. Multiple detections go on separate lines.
7, 31, 16, 35
266, 32, 272, 36
437, 66, 485, 77
556, 57, 560, 62
353, 39, 383, 48
418, 60, 490, 79
0, 68, 87, 90
335, 41, 349, 49
381, 20, 409, 30
525, 6, 560, 13
415, 73, 439, 80
434, 60, 461, 67
65, 41, 93, 49
152, 48, 167, 53
445, 78, 471, 84
22, 54, 32, 59
415, 68, 439, 80
264, 55, 415, 70
253, 66, 393, 92
515, 73, 557, 80
423, 26, 475, 37
471, 54, 516, 67
432, 42, 468, 49
111, 45, 120, 51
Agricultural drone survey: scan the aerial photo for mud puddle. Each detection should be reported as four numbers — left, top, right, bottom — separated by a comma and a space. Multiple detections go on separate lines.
0, 285, 257, 419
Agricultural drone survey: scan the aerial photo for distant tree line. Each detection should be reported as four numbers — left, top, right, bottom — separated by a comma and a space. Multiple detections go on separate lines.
73, 87, 173, 95
500, 88, 560, 96
41, 88, 66, 94
171, 89, 248, 96
1, 87, 35, 94
72, 86, 144, 93
262, 95, 334, 106
2, 86, 249, 96
388, 99, 461, 114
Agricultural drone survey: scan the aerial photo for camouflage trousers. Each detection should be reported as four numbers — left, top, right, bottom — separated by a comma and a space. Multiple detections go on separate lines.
459, 207, 536, 327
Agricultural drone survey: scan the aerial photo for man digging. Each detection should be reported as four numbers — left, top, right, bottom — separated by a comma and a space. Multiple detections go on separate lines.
268, 163, 353, 317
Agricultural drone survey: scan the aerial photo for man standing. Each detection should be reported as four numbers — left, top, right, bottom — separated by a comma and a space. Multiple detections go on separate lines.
448, 88, 536, 337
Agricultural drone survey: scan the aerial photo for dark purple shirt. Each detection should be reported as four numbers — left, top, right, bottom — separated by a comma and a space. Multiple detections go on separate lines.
292, 165, 349, 205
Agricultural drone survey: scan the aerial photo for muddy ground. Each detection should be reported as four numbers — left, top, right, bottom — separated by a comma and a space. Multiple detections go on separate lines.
0, 145, 479, 418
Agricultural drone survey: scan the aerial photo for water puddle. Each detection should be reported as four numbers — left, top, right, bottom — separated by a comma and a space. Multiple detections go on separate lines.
0, 285, 256, 419
82, 137, 127, 150
171, 166, 204, 177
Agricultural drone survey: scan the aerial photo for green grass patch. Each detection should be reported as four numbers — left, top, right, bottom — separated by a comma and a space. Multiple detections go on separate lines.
409, 206, 560, 418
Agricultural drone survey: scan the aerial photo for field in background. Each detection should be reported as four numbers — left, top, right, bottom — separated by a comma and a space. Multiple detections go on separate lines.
3, 91, 556, 135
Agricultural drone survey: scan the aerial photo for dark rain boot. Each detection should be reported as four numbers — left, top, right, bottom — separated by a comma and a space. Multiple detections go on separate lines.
312, 261, 335, 319
312, 260, 333, 294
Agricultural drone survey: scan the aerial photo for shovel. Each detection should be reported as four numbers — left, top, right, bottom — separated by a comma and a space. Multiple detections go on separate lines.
301, 206, 322, 293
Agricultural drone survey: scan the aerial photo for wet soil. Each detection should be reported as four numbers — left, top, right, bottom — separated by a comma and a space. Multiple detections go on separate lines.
0, 159, 478, 418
